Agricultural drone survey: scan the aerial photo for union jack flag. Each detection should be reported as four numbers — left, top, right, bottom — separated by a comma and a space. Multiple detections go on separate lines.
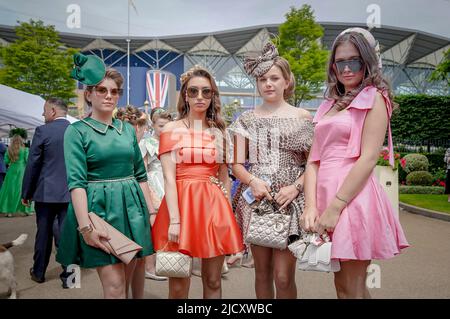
146, 70, 170, 109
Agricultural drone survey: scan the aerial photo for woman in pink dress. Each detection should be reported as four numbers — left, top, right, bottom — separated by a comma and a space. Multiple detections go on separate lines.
301, 28, 409, 299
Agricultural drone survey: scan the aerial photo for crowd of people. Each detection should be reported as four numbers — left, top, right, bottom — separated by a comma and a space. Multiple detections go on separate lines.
0, 27, 418, 299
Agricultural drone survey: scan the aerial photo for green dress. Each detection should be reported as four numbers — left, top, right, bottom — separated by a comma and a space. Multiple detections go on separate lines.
0, 147, 34, 215
56, 117, 154, 268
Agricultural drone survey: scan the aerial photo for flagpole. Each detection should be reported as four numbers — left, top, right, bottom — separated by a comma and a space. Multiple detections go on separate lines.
126, 0, 130, 105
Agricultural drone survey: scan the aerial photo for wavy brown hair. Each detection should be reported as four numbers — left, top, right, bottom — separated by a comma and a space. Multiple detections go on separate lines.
115, 105, 147, 127
177, 66, 226, 132
326, 31, 395, 111
7, 135, 24, 163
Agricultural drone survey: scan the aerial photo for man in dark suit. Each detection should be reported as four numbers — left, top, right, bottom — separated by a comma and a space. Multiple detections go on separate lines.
0, 140, 6, 189
22, 98, 71, 288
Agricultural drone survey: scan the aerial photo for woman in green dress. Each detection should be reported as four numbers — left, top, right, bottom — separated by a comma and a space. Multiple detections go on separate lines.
0, 135, 34, 216
56, 54, 154, 299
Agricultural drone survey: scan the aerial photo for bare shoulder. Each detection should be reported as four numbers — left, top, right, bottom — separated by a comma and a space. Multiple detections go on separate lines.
295, 107, 313, 120
161, 120, 185, 133
366, 91, 389, 124
372, 91, 388, 113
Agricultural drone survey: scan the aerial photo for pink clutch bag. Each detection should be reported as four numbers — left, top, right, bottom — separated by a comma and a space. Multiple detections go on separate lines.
88, 212, 142, 264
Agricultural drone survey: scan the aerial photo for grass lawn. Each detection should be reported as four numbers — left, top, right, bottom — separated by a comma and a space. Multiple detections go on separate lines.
400, 194, 450, 214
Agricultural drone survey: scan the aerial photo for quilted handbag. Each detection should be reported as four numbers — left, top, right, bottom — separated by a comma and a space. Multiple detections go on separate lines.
155, 249, 193, 278
289, 233, 340, 273
245, 193, 292, 250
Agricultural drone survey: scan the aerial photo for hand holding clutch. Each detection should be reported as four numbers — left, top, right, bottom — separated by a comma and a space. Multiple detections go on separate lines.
88, 212, 143, 264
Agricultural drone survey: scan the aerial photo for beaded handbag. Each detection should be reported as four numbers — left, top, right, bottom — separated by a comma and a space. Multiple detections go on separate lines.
245, 192, 292, 250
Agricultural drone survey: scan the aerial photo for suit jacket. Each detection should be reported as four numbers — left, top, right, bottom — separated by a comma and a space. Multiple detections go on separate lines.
22, 119, 70, 203
0, 142, 6, 173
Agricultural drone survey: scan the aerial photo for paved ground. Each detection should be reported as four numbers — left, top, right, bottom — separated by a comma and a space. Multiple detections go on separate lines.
1, 208, 449, 299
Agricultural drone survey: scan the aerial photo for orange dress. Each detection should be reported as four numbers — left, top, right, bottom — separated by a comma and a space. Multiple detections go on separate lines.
152, 128, 244, 258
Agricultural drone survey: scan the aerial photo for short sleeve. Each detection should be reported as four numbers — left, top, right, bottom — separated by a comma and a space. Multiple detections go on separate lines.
227, 112, 254, 164
297, 119, 314, 152
227, 111, 252, 140
308, 133, 321, 164
64, 125, 88, 191
158, 129, 185, 159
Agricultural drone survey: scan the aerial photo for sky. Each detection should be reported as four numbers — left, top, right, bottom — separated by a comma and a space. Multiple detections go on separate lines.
0, 0, 449, 39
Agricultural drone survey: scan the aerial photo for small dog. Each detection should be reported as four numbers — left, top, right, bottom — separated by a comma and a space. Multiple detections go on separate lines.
0, 234, 28, 299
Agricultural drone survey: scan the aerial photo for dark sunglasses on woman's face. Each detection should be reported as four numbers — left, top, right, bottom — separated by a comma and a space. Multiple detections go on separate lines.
186, 87, 213, 99
334, 59, 363, 74
94, 86, 123, 97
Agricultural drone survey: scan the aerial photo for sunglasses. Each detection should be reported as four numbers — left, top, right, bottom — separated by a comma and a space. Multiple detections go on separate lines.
334, 59, 363, 74
186, 87, 213, 99
94, 86, 123, 97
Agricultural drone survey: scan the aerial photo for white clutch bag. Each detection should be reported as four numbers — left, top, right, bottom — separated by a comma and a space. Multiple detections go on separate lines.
155, 250, 192, 278
289, 233, 340, 273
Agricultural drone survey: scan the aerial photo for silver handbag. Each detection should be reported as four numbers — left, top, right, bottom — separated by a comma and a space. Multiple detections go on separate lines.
155, 250, 193, 278
245, 193, 292, 250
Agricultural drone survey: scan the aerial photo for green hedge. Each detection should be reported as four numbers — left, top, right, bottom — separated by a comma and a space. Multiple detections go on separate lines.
399, 186, 445, 194
403, 154, 429, 173
392, 95, 450, 141
406, 171, 433, 186
425, 153, 447, 173
398, 152, 447, 183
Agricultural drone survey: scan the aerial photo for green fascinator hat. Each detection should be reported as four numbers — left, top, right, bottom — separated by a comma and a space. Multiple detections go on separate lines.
70, 53, 106, 86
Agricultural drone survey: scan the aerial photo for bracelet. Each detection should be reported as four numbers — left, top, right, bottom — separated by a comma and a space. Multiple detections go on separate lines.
335, 194, 348, 205
248, 175, 256, 186
77, 224, 93, 234
170, 222, 180, 225
149, 212, 158, 216
294, 182, 303, 193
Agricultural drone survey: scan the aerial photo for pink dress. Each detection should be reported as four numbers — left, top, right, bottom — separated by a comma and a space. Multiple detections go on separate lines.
309, 86, 409, 260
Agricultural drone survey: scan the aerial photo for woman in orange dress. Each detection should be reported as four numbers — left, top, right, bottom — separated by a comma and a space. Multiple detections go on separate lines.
151, 66, 244, 299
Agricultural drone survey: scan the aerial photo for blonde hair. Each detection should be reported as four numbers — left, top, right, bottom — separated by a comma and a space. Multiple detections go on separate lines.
150, 107, 172, 124
326, 31, 395, 111
177, 66, 226, 132
7, 135, 24, 163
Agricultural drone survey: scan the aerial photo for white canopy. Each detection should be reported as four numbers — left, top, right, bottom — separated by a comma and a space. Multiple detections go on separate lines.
0, 84, 78, 139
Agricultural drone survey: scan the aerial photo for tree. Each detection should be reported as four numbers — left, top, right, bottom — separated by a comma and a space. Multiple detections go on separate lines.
277, 5, 328, 106
428, 48, 449, 86
0, 20, 77, 103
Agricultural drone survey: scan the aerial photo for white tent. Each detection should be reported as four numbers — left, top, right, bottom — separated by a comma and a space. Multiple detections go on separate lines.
0, 84, 78, 139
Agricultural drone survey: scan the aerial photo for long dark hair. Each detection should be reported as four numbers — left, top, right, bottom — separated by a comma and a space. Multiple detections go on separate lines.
177, 66, 226, 132
326, 31, 395, 111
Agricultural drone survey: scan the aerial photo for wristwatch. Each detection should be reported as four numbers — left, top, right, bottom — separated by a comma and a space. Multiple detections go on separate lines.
77, 224, 93, 234
294, 182, 303, 193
